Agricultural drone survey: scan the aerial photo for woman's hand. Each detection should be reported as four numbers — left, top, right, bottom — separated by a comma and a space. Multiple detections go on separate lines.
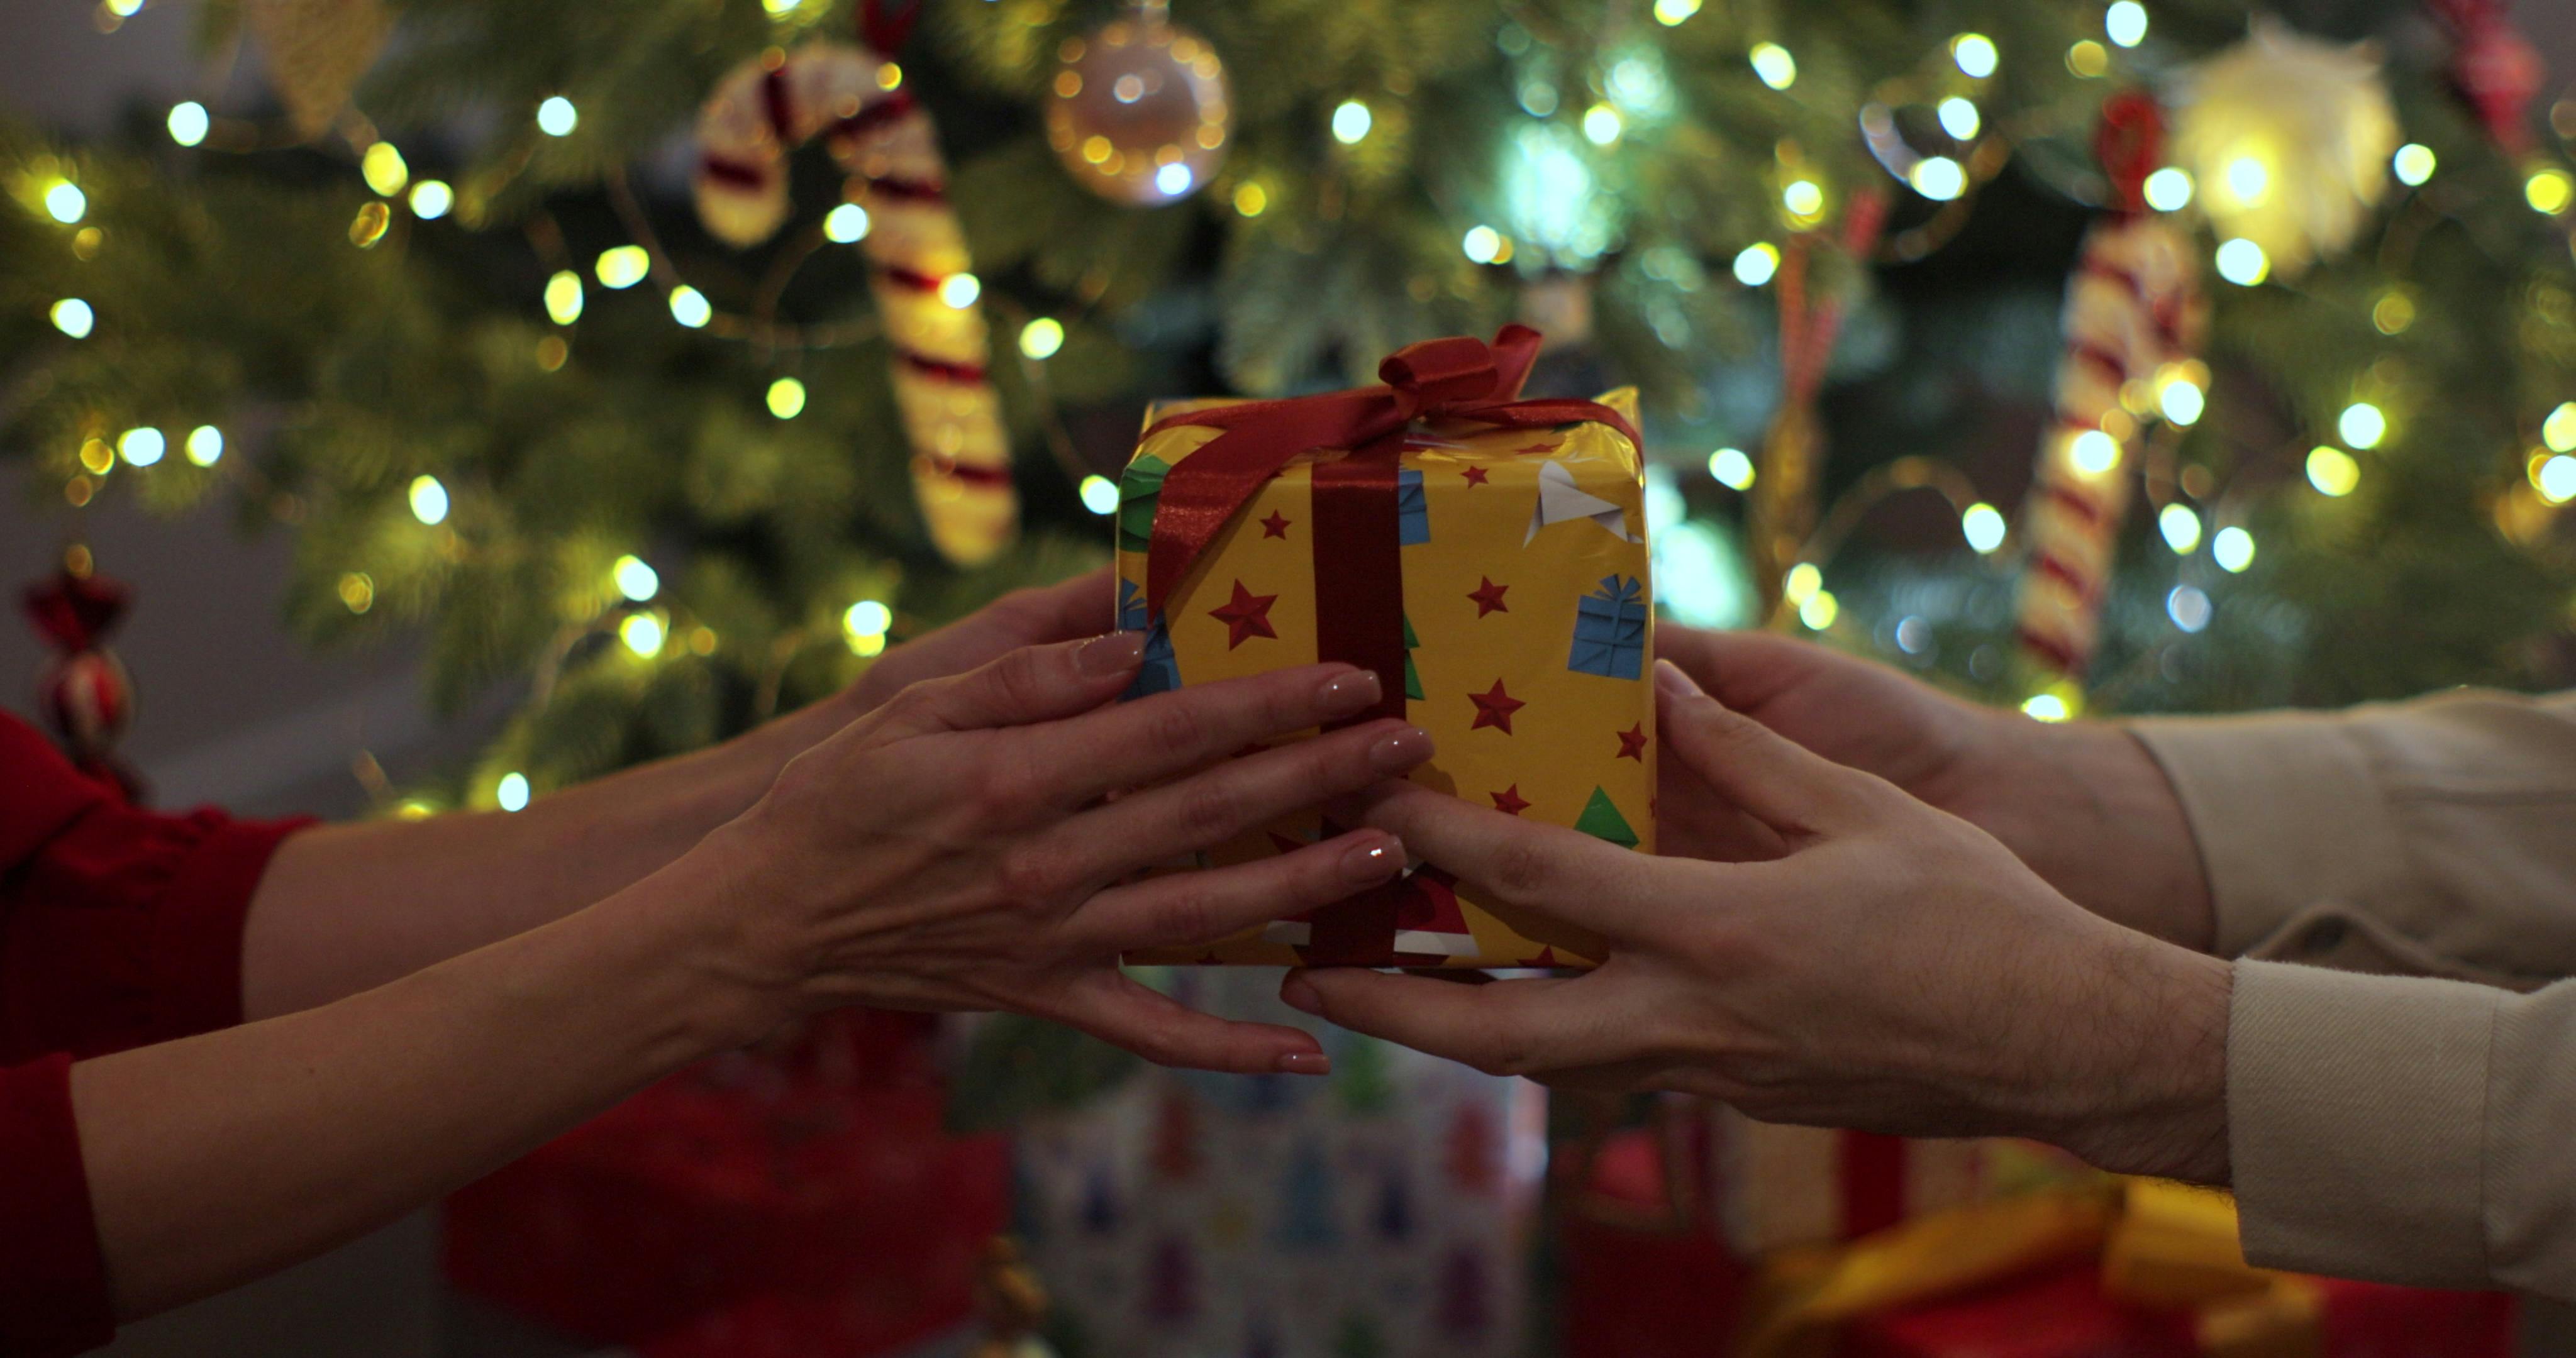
701, 631, 1433, 1074
1282, 660, 2233, 1182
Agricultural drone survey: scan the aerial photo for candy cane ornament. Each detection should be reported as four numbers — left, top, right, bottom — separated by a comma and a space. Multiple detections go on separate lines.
694, 41, 1018, 567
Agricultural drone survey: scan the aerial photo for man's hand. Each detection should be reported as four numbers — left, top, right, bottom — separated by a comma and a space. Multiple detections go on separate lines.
1658, 627, 2216, 951
1283, 660, 2234, 1184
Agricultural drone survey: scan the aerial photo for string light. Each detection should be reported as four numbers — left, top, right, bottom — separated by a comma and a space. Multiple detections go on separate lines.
1708, 447, 1755, 490
1936, 97, 1980, 140
360, 141, 408, 196
348, 201, 391, 248
1781, 179, 1824, 217
1153, 163, 1195, 197
2212, 526, 2256, 572
2373, 290, 2415, 335
2158, 373, 2205, 425
668, 285, 712, 328
167, 101, 208, 146
2536, 454, 2576, 504
2105, 1, 2148, 47
765, 377, 806, 418
1078, 474, 1119, 514
2022, 693, 2071, 722
1331, 100, 1373, 145
543, 270, 584, 325
1653, 0, 1701, 25
339, 572, 375, 614
2337, 402, 2385, 450
1232, 182, 1269, 216
408, 180, 453, 218
823, 203, 870, 242
496, 773, 531, 812
1909, 157, 1966, 201
876, 62, 902, 91
409, 473, 450, 524
2069, 429, 2121, 475
595, 246, 649, 289
79, 439, 114, 476
2143, 167, 2192, 211
118, 428, 164, 466
2066, 40, 2109, 77
2545, 402, 2576, 453
1749, 43, 1797, 90
49, 298, 94, 339
1799, 590, 1840, 631
2159, 502, 2202, 553
1951, 33, 1999, 79
104, 0, 143, 16
2223, 156, 2270, 206
43, 182, 86, 224
619, 612, 666, 656
1581, 104, 1623, 146
2391, 143, 2435, 187
2214, 238, 2269, 286
938, 273, 981, 309
536, 96, 579, 137
613, 555, 659, 602
843, 600, 892, 655
1960, 502, 2007, 553
1018, 317, 1065, 360
184, 425, 223, 466
2306, 446, 2360, 496
1733, 242, 1780, 286
1782, 562, 1823, 606
2167, 584, 2212, 632
2528, 168, 2573, 216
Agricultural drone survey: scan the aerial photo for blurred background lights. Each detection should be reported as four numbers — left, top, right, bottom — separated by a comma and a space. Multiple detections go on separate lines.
1462, 224, 1504, 263
2158, 502, 2202, 553
1154, 163, 1194, 197
1652, 0, 1701, 23
1951, 33, 1999, 79
613, 555, 659, 602
2070, 429, 2121, 475
2373, 290, 2416, 334
2528, 168, 2573, 216
595, 245, 650, 289
2167, 584, 2212, 632
1936, 97, 1980, 141
361, 141, 408, 196
1708, 446, 1755, 490
1733, 242, 1780, 286
938, 272, 982, 308
2105, 1, 2148, 47
2545, 401, 2576, 452
1330, 101, 1372, 145
2306, 445, 2360, 496
409, 180, 453, 219
2536, 454, 2576, 504
2143, 167, 2193, 211
184, 425, 223, 467
2392, 143, 2436, 186
843, 600, 892, 653
1961, 502, 2007, 553
1232, 183, 1268, 216
408, 474, 450, 524
1018, 316, 1065, 360
2223, 155, 2270, 206
1078, 474, 1119, 515
1749, 43, 1797, 90
2158, 373, 2205, 424
1782, 561, 1823, 605
765, 377, 806, 419
2066, 40, 2109, 77
167, 101, 208, 146
118, 428, 164, 466
2021, 692, 2070, 721
496, 773, 531, 813
1782, 179, 1824, 216
49, 298, 93, 338
1798, 590, 1839, 631
1909, 157, 1966, 201
823, 203, 871, 242
667, 285, 711, 328
536, 96, 579, 136
1582, 104, 1623, 146
619, 613, 665, 657
340, 573, 374, 614
44, 181, 86, 224
2215, 238, 2269, 285
2337, 402, 2385, 449
2212, 526, 2257, 572
543, 270, 584, 325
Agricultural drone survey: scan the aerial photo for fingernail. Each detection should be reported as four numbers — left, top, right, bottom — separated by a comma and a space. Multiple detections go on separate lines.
1368, 726, 1435, 773
1079, 631, 1145, 676
1342, 833, 1404, 885
1318, 668, 1383, 715
1280, 971, 1324, 1015
1276, 1051, 1332, 1076
1654, 658, 1704, 700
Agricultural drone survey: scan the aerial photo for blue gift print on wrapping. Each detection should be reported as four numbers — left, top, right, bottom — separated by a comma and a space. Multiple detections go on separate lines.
1118, 578, 1182, 698
1397, 469, 1430, 545
1568, 575, 1647, 680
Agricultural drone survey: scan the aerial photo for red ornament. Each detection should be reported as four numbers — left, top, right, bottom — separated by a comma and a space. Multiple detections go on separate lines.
1466, 577, 1510, 617
23, 560, 142, 799
2428, 0, 2542, 153
1467, 678, 1524, 734
1207, 579, 1280, 649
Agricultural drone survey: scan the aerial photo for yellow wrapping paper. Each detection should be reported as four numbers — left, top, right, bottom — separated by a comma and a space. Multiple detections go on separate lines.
1114, 390, 1655, 968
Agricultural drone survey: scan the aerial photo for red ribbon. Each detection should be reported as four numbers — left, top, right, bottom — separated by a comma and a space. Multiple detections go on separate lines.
2094, 89, 2165, 216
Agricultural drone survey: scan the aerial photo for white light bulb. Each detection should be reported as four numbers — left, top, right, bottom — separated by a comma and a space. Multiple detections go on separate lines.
167, 101, 209, 146
1331, 101, 1373, 145
409, 474, 450, 524
1079, 474, 1119, 515
118, 428, 165, 466
184, 425, 224, 466
1960, 502, 2007, 553
536, 96, 579, 137
613, 555, 659, 602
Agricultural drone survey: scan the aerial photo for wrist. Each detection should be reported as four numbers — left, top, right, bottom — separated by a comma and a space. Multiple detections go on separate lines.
600, 829, 799, 1053
2050, 934, 2233, 1185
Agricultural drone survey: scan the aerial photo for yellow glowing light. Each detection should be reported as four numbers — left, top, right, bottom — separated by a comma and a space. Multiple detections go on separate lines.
1462, 225, 1503, 263
765, 377, 806, 419
843, 600, 892, 649
2223, 155, 2270, 206
105, 0, 143, 15
167, 101, 209, 146
668, 285, 712, 328
2158, 376, 2205, 426
1749, 43, 1797, 90
876, 62, 903, 91
119, 428, 165, 466
543, 270, 584, 326
2159, 502, 2202, 554
361, 141, 409, 196
939, 273, 981, 309
1798, 590, 1839, 631
79, 439, 114, 475
596, 245, 650, 289
2070, 429, 2121, 475
2214, 238, 2268, 286
1708, 447, 1756, 490
408, 473, 450, 524
1951, 33, 1999, 79
1782, 179, 1824, 217
1572, 103, 1617, 146
688, 627, 718, 656
2537, 454, 2576, 504
823, 202, 870, 242
2105, 1, 2148, 47
49, 298, 93, 339
184, 425, 223, 466
536, 96, 579, 136
2143, 167, 2193, 211
1331, 100, 1374, 145
1233, 182, 1269, 216
2306, 446, 2360, 497
496, 773, 531, 812
620, 612, 666, 657
2528, 168, 2573, 216
409, 179, 453, 219
348, 201, 391, 248
2337, 402, 2385, 450
2372, 290, 2414, 336
1018, 317, 1065, 360
396, 800, 435, 820
1909, 157, 1966, 201
2212, 526, 2256, 573
1936, 97, 1980, 141
2022, 693, 2071, 722
1079, 475, 1119, 514
536, 335, 569, 371
1653, 0, 1702, 25
44, 181, 87, 224
1961, 502, 2007, 553
1782, 562, 1823, 605
1733, 242, 1780, 287
2392, 143, 2435, 187
2067, 40, 2109, 77
340, 571, 375, 614
613, 555, 659, 602
2546, 402, 2576, 453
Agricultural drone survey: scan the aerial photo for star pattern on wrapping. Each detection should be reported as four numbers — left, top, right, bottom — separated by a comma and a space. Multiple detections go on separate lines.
1208, 580, 1280, 649
1258, 510, 1292, 539
1489, 785, 1531, 815
1460, 465, 1491, 487
1616, 724, 1648, 761
1467, 577, 1510, 617
1467, 678, 1524, 734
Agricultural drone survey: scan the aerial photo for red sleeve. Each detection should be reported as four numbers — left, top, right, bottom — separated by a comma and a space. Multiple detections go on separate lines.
0, 711, 314, 1355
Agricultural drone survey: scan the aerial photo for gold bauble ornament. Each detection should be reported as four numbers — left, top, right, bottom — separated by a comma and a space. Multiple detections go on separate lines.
1043, 6, 1231, 206
2171, 19, 2397, 277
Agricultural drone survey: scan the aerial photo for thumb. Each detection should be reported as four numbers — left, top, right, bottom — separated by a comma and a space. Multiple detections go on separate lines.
1654, 658, 1875, 835
877, 632, 1143, 737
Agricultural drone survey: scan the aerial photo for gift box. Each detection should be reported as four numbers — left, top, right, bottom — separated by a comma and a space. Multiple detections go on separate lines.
1711, 1110, 1995, 1255
1114, 326, 1655, 968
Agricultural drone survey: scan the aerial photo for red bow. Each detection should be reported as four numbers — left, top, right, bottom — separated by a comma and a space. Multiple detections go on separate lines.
1140, 325, 1639, 613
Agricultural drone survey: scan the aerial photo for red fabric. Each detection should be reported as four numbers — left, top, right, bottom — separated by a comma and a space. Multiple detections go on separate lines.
0, 710, 314, 1356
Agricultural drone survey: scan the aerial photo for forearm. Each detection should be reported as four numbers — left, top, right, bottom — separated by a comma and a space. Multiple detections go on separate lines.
241, 693, 856, 1018
1991, 720, 2218, 952
76, 851, 771, 1319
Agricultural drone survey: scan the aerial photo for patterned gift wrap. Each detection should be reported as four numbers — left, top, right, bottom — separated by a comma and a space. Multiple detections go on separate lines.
1113, 336, 1654, 969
